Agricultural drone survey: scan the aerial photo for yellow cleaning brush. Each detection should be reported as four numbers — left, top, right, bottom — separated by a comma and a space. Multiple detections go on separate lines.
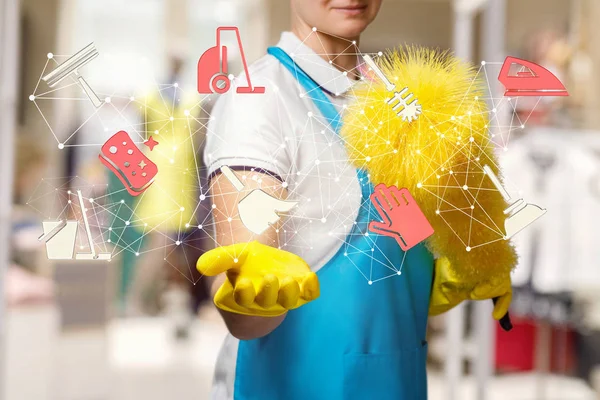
342, 47, 517, 283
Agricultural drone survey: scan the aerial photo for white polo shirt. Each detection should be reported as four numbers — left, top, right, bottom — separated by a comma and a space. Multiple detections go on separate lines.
204, 32, 365, 400
205, 31, 363, 274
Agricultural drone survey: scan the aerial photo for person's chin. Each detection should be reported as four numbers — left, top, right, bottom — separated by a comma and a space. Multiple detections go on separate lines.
332, 21, 369, 39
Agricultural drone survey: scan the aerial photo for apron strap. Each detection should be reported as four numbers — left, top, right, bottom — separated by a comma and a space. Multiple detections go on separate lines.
267, 47, 342, 134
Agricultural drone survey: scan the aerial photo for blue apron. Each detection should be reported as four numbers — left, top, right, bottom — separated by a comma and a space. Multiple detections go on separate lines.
232, 47, 434, 400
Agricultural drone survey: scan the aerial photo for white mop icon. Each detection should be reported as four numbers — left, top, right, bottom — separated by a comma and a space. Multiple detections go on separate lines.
75, 190, 111, 260
220, 166, 298, 235
483, 165, 546, 240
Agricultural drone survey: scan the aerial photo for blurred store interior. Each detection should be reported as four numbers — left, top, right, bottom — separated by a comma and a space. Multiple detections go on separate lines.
1, 0, 600, 399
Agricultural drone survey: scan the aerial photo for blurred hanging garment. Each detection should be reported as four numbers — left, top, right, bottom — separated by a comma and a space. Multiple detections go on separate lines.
501, 128, 600, 322
135, 90, 199, 231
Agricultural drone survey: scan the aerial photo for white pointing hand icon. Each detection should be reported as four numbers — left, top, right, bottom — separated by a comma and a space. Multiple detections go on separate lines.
220, 166, 298, 235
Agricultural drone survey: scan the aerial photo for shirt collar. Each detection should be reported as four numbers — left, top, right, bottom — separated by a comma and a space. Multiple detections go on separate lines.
275, 31, 358, 96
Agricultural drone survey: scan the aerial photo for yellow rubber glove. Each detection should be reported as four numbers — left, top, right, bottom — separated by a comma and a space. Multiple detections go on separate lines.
196, 241, 320, 317
429, 257, 512, 320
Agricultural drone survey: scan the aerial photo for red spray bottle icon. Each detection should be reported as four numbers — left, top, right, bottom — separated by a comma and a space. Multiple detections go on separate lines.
197, 27, 265, 95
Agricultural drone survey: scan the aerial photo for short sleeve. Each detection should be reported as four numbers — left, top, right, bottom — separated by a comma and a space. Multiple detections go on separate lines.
204, 83, 293, 180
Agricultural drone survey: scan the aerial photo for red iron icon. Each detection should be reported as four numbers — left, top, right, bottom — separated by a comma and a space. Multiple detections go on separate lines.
498, 56, 568, 97
99, 131, 158, 197
197, 27, 265, 95
369, 184, 434, 251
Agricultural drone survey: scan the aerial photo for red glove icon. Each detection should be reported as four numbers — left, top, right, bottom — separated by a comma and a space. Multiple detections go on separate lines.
368, 184, 434, 251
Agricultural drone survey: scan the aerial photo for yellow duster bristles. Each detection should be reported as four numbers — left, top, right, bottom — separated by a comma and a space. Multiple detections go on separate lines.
341, 47, 517, 283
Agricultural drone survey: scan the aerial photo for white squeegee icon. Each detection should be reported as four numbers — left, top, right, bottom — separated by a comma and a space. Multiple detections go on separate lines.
220, 166, 298, 235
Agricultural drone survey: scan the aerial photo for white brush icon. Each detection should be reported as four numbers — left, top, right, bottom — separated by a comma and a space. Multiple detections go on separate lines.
363, 54, 422, 122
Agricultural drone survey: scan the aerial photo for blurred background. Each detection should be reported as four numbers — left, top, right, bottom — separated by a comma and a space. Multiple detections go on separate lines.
1, 0, 600, 399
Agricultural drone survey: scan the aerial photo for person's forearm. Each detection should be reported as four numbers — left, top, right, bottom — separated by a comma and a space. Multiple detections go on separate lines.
210, 274, 287, 340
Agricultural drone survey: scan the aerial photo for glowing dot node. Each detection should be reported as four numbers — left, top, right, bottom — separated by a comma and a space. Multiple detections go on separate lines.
105, 97, 111, 103
58, 143, 64, 150
176, 241, 181, 246
368, 281, 373, 285
180, 207, 185, 212
29, 95, 35, 101
47, 53, 54, 59
321, 218, 326, 223
312, 27, 317, 31
463, 185, 468, 190
125, 221, 130, 226
466, 246, 472, 252
228, 74, 234, 80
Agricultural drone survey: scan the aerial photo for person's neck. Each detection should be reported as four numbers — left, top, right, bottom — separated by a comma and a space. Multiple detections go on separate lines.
291, 24, 360, 77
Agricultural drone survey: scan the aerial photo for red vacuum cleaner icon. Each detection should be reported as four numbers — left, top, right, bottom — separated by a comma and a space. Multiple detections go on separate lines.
197, 27, 265, 95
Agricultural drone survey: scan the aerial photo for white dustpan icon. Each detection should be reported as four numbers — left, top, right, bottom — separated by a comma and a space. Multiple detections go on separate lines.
220, 166, 297, 235
483, 165, 546, 239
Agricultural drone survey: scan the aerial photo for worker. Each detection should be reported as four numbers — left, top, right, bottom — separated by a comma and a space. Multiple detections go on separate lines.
197, 1, 513, 399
